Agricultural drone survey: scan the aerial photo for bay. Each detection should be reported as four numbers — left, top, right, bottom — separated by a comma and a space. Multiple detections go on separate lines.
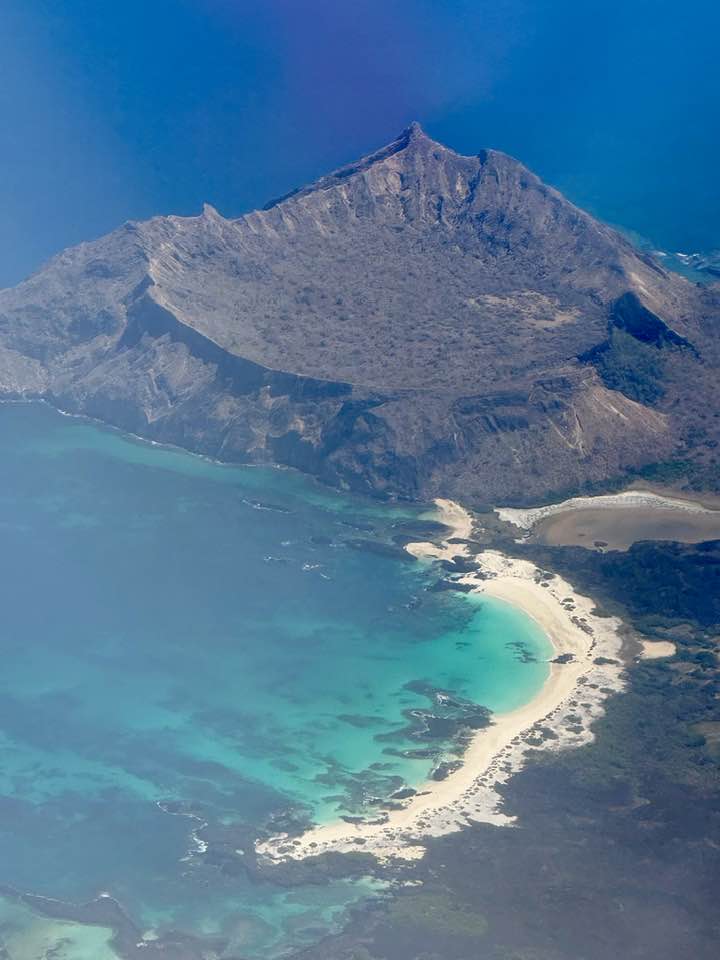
0, 402, 551, 957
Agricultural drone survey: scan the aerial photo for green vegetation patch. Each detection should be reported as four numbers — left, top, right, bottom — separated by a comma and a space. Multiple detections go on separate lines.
592, 327, 667, 404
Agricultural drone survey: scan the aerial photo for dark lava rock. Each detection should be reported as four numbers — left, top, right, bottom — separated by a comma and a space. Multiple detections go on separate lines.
347, 539, 414, 562
427, 579, 475, 593
391, 787, 417, 800
431, 760, 463, 781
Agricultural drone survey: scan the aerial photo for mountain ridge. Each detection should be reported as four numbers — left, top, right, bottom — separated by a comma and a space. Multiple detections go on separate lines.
0, 126, 718, 504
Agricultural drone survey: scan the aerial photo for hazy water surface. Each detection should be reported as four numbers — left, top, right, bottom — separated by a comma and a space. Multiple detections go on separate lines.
0, 403, 551, 957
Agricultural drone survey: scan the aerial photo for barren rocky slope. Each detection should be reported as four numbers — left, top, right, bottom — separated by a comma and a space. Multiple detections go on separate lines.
1, 123, 718, 503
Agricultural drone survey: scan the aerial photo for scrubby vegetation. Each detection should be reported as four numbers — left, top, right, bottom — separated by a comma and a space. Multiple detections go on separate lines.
592, 327, 667, 404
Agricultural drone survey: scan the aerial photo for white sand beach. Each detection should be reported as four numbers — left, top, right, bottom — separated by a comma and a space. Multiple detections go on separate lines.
639, 639, 677, 659
256, 499, 626, 864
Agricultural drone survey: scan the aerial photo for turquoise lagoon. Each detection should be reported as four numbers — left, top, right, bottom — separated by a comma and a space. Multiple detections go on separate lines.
0, 403, 551, 957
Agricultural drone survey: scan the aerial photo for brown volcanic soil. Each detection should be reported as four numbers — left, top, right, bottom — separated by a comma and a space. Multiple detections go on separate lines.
1, 122, 719, 504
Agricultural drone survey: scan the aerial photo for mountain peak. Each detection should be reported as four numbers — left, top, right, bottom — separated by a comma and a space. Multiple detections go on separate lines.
386, 119, 452, 155
400, 119, 429, 143
261, 121, 449, 211
0, 121, 709, 507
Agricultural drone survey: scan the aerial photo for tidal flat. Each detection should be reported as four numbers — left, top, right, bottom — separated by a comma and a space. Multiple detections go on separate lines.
497, 489, 720, 551
0, 402, 553, 959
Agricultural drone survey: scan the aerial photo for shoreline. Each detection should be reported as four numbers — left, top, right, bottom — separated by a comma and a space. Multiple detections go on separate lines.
256, 499, 626, 864
495, 488, 719, 533
494, 488, 720, 552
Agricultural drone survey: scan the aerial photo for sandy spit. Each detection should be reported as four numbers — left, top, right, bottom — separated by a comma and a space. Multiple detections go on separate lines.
256, 500, 626, 864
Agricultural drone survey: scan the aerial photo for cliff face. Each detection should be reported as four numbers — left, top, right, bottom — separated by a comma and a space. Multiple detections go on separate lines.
1, 123, 718, 504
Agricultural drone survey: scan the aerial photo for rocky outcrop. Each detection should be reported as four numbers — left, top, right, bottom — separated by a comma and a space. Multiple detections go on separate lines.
0, 123, 718, 503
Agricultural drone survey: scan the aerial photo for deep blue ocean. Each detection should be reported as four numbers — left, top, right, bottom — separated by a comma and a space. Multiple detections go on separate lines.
0, 403, 550, 958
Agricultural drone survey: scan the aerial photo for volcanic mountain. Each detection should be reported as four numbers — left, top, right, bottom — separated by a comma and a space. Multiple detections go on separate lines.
1, 123, 718, 503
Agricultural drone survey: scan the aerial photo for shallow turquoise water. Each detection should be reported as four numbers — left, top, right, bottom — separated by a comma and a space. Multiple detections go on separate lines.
0, 402, 551, 957
0, 898, 118, 960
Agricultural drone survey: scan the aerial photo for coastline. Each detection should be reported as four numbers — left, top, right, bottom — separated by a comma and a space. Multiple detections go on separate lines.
495, 488, 719, 532
256, 499, 626, 864
494, 488, 720, 551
